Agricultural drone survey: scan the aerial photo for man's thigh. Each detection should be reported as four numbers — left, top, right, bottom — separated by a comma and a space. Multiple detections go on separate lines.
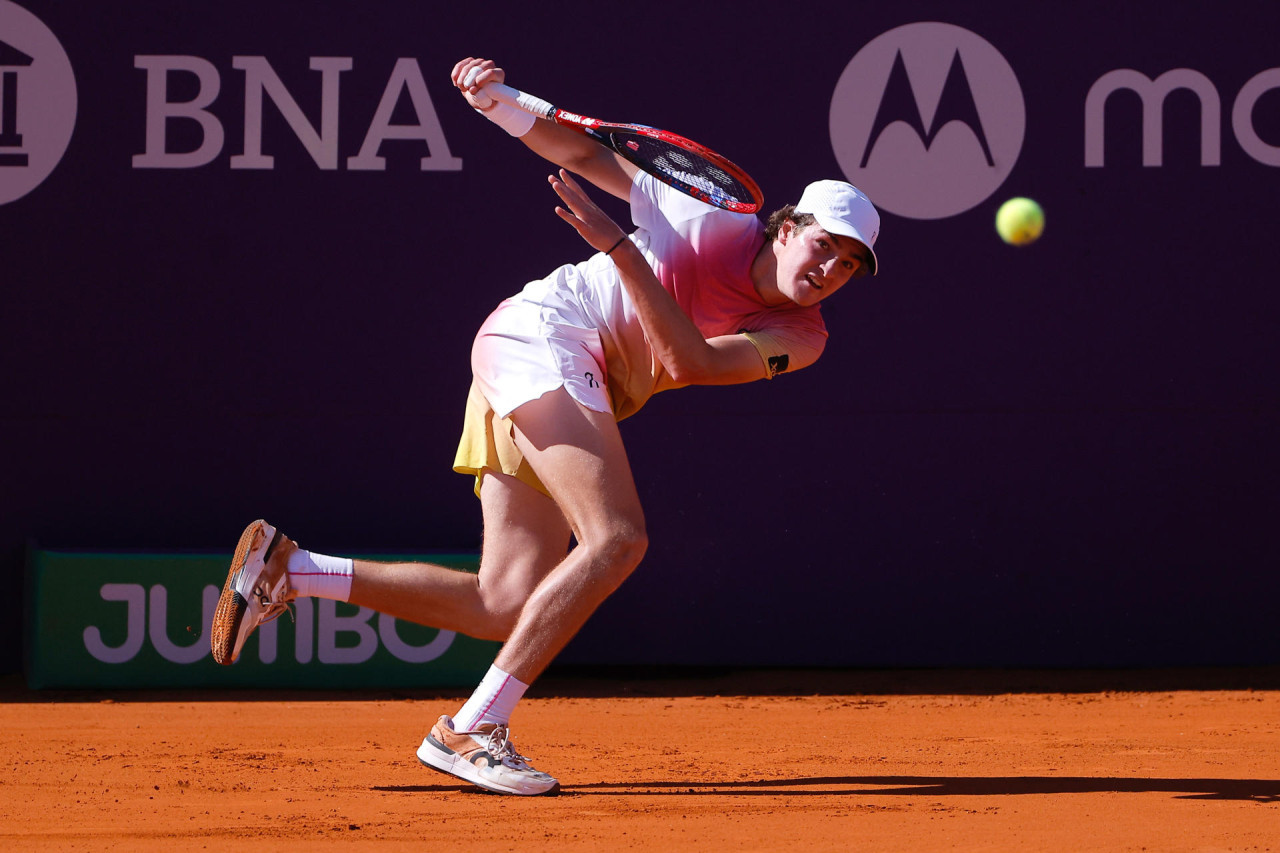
508, 386, 644, 542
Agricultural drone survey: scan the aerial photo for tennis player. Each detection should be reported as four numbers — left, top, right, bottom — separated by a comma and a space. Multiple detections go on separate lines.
212, 57, 881, 796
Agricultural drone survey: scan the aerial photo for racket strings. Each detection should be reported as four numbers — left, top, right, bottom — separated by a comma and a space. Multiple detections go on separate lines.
613, 132, 755, 208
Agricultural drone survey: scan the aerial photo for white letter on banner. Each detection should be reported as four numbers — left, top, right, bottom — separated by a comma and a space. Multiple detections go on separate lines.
317, 599, 378, 664
84, 583, 145, 663
147, 584, 219, 664
1084, 68, 1220, 167
256, 612, 278, 664
347, 58, 462, 171
133, 56, 224, 168
293, 597, 314, 664
377, 614, 456, 663
231, 56, 352, 170
1233, 68, 1280, 167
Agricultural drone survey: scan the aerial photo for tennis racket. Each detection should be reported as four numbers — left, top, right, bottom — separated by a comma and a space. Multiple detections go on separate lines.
479, 82, 763, 214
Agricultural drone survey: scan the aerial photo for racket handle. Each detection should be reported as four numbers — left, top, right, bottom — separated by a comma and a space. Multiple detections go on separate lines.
481, 83, 556, 120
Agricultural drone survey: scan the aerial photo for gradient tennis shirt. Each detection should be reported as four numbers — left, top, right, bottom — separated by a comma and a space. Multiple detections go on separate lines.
533, 171, 830, 420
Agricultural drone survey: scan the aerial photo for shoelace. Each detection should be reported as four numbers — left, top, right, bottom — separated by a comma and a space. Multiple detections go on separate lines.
257, 600, 294, 626
485, 726, 536, 771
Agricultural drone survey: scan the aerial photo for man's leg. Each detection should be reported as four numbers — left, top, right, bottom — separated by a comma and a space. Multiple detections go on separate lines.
348, 471, 572, 640
223, 383, 632, 663
429, 384, 646, 729
213, 469, 571, 667
417, 386, 645, 795
493, 385, 648, 684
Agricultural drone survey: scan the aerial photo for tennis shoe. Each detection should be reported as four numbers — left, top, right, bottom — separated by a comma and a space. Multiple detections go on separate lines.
416, 715, 559, 796
211, 519, 296, 665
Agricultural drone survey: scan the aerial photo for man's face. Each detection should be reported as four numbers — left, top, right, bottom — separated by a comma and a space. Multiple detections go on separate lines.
773, 220, 870, 307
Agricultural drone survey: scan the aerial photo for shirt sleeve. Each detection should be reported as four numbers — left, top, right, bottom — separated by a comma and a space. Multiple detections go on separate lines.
629, 171, 720, 231
741, 321, 828, 379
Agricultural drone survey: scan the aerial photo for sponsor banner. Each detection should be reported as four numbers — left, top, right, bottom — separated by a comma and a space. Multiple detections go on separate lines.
4, 0, 1280, 670
25, 549, 498, 688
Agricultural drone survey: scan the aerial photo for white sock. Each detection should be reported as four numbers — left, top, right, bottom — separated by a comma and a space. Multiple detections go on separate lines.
453, 664, 529, 732
286, 549, 353, 602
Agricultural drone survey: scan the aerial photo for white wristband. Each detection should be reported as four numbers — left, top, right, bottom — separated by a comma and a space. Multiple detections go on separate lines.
476, 101, 536, 137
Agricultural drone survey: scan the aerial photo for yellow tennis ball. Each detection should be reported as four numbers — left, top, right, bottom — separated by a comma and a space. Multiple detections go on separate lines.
996, 197, 1044, 246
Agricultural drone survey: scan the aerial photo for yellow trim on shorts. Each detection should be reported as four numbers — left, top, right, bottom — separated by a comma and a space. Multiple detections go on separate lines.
452, 380, 552, 499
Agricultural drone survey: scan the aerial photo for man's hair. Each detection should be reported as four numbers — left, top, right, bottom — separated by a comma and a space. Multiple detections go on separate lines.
763, 205, 816, 242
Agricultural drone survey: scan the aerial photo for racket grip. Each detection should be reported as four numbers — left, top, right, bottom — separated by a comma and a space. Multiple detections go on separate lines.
481, 83, 556, 120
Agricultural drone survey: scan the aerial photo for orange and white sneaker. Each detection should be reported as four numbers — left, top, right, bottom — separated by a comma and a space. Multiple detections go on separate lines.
210, 520, 296, 665
416, 715, 559, 796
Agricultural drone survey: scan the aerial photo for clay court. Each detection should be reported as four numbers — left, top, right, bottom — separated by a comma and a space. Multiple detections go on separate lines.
2, 668, 1277, 851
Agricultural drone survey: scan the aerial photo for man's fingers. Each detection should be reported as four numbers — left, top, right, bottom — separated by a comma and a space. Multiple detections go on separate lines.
549, 171, 624, 253
550, 172, 595, 211
548, 173, 584, 205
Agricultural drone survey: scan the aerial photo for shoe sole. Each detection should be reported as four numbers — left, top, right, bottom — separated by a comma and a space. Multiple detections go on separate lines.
416, 736, 560, 796
210, 520, 279, 665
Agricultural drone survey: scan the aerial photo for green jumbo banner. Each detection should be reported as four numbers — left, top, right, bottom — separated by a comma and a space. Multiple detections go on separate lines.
25, 549, 499, 689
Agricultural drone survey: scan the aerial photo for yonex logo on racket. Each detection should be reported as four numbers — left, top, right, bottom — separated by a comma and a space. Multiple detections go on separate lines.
829, 22, 1025, 220
558, 111, 597, 127
0, 1, 77, 207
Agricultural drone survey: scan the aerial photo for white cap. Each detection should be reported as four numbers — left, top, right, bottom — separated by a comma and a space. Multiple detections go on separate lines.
794, 180, 880, 276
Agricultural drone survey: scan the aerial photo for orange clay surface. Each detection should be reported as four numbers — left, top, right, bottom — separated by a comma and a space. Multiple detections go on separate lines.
2, 668, 1278, 852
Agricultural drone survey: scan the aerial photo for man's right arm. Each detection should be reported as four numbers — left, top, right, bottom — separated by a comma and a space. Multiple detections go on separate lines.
451, 57, 638, 202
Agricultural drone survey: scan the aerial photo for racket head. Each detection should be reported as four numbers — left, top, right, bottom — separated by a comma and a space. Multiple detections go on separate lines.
586, 122, 764, 214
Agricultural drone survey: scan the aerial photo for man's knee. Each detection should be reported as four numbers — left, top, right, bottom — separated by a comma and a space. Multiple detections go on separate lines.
613, 525, 649, 568
474, 555, 550, 640
477, 606, 521, 641
587, 523, 648, 588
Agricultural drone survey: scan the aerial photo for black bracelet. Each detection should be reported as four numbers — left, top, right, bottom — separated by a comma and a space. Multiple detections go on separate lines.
604, 235, 628, 255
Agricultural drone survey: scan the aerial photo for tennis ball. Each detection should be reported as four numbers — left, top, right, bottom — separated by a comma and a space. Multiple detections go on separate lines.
996, 197, 1044, 246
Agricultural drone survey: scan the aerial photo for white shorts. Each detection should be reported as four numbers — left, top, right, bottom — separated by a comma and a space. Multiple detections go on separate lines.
453, 292, 615, 498
469, 294, 613, 419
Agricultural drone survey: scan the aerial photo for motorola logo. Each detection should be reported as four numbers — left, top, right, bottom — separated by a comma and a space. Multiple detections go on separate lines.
0, 1, 76, 206
830, 22, 1024, 220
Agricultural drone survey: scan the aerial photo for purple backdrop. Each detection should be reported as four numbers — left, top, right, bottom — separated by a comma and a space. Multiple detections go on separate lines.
4, 0, 1278, 673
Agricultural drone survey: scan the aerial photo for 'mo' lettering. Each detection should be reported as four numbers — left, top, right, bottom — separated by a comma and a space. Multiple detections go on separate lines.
1084, 66, 1280, 168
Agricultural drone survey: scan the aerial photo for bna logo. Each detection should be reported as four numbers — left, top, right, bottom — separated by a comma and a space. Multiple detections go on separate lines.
0, 1, 76, 206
